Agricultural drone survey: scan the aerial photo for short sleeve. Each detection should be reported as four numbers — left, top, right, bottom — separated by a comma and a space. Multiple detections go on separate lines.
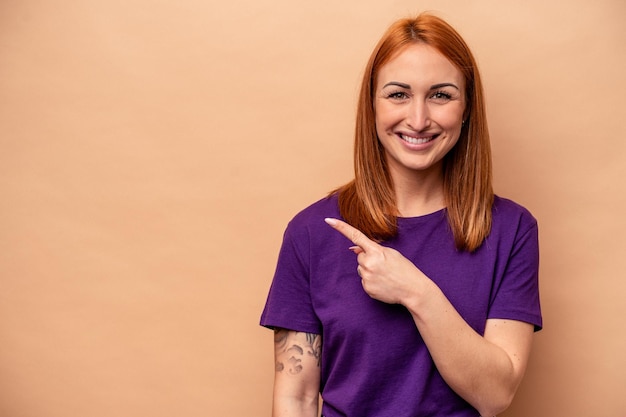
260, 221, 322, 334
487, 219, 543, 331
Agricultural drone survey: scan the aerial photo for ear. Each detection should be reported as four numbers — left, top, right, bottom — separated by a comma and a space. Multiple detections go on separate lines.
462, 92, 471, 122
462, 108, 470, 125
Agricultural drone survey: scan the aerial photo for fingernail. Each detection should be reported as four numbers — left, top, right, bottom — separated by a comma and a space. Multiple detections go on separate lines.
324, 218, 337, 226
349, 246, 363, 254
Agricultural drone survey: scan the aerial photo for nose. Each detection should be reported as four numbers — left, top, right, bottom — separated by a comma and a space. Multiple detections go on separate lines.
406, 100, 431, 131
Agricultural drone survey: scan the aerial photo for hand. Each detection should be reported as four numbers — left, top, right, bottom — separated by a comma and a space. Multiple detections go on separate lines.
324, 218, 425, 305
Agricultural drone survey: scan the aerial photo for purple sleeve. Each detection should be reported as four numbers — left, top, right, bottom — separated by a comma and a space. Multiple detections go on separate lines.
488, 220, 542, 330
260, 222, 322, 334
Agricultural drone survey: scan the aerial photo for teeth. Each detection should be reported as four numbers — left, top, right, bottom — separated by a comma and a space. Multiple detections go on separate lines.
402, 134, 434, 144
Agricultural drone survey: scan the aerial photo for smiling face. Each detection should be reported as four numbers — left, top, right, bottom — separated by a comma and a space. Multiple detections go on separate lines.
374, 43, 466, 183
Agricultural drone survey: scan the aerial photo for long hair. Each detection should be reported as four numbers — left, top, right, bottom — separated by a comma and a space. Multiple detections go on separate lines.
335, 13, 493, 252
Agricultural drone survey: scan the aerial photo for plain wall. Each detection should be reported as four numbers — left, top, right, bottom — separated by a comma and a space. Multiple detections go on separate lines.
1, 1, 625, 416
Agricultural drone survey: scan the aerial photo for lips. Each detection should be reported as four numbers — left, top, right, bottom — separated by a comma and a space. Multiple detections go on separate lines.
400, 133, 438, 145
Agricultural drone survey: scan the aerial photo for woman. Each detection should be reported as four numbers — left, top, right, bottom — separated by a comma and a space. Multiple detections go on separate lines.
260, 13, 541, 417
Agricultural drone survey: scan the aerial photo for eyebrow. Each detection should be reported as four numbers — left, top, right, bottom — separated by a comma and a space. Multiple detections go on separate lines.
382, 81, 411, 89
382, 81, 460, 90
430, 82, 460, 90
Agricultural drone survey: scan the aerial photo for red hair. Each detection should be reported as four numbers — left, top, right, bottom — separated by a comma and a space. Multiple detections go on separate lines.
335, 13, 493, 252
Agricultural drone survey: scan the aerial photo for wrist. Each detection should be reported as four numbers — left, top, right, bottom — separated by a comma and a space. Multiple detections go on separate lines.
400, 271, 434, 313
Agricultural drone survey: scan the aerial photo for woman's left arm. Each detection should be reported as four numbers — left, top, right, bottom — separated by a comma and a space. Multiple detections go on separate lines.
324, 218, 535, 417
404, 280, 534, 417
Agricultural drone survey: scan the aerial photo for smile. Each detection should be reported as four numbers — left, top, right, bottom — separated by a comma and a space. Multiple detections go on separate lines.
400, 134, 438, 145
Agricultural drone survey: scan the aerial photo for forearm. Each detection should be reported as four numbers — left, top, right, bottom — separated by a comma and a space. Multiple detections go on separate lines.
404, 279, 531, 416
322, 217, 534, 415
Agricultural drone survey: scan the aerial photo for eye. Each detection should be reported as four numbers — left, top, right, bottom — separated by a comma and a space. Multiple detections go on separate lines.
430, 90, 453, 102
386, 91, 409, 100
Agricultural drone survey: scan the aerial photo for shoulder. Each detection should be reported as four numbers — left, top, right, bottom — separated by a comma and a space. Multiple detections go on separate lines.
492, 195, 537, 232
286, 193, 341, 231
278, 193, 342, 245
485, 195, 538, 253
275, 193, 349, 265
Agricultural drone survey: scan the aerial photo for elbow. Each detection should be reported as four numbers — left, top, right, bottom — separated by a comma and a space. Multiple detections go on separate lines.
476, 390, 515, 417
474, 362, 525, 416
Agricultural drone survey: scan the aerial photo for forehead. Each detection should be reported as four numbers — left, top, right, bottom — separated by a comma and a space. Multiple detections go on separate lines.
376, 43, 464, 89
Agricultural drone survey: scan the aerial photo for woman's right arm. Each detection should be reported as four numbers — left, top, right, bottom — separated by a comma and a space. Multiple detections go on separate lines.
272, 328, 322, 417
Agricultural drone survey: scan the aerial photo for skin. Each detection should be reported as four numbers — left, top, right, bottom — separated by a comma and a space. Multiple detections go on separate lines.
271, 44, 535, 417
272, 329, 321, 417
374, 43, 467, 216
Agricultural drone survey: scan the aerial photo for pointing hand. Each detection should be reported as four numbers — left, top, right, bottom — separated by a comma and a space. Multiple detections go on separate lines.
324, 218, 425, 305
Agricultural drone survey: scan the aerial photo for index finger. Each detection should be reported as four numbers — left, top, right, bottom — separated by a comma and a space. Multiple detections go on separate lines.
324, 218, 377, 252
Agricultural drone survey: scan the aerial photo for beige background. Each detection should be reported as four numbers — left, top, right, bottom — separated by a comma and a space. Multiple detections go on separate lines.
1, 0, 625, 416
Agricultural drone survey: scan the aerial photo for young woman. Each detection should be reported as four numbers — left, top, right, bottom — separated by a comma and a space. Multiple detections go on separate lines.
261, 13, 542, 417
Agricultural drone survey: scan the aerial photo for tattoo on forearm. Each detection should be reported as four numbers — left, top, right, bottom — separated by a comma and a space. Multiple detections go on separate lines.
306, 333, 322, 367
274, 329, 322, 375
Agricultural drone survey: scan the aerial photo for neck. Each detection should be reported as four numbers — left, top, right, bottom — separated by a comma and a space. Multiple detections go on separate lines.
392, 167, 446, 218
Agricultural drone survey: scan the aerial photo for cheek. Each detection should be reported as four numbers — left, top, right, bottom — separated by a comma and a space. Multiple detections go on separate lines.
374, 103, 403, 130
374, 118, 388, 145
432, 106, 464, 130
373, 108, 388, 137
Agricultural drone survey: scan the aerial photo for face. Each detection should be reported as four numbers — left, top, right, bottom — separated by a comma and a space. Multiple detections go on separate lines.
374, 43, 466, 181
